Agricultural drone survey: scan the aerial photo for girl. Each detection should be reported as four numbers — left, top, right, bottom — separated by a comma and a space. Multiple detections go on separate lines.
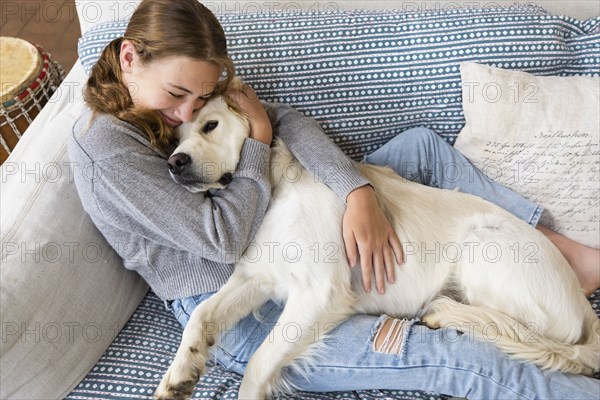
68, 0, 599, 398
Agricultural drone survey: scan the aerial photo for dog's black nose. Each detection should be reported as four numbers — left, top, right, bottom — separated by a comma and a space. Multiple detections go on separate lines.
168, 153, 190, 175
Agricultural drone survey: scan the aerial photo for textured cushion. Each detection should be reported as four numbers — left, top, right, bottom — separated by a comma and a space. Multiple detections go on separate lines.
454, 62, 599, 248
78, 6, 600, 159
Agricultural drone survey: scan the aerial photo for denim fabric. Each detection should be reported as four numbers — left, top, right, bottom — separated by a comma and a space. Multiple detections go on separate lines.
362, 127, 544, 227
167, 294, 599, 399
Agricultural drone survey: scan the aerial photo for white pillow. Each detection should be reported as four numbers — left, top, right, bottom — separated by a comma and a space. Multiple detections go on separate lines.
0, 61, 148, 399
454, 62, 599, 248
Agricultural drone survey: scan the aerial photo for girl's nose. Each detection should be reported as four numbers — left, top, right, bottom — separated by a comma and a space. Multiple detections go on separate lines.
174, 100, 195, 123
174, 98, 207, 122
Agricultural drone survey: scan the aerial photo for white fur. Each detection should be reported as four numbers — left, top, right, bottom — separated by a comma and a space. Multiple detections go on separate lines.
156, 93, 599, 400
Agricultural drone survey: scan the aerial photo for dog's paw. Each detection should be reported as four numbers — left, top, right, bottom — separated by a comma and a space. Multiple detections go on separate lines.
155, 360, 204, 400
238, 382, 267, 400
238, 368, 278, 399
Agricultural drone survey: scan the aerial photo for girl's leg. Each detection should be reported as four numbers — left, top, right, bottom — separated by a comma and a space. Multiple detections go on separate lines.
363, 127, 599, 294
168, 296, 600, 399
362, 127, 543, 226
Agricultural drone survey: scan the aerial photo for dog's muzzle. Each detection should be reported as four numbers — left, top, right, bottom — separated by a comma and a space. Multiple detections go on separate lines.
168, 152, 233, 193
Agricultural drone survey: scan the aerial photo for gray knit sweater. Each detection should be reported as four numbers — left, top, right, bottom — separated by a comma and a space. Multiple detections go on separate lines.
68, 102, 369, 300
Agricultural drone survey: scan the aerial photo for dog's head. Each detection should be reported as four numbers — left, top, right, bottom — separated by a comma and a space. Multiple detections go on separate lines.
168, 91, 250, 193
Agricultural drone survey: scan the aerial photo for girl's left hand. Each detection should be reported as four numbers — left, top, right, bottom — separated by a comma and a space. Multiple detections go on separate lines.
343, 185, 404, 294
227, 83, 272, 145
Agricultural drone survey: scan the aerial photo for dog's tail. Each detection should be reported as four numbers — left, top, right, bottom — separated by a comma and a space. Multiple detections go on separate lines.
424, 296, 600, 375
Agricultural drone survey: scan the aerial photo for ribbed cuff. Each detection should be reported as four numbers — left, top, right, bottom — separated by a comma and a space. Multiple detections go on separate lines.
153, 259, 235, 301
234, 138, 271, 179
323, 161, 371, 203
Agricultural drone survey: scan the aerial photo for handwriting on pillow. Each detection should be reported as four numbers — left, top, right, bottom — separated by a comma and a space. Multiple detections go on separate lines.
476, 129, 599, 236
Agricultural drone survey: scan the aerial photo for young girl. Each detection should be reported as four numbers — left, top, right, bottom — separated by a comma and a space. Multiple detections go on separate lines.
68, 0, 599, 397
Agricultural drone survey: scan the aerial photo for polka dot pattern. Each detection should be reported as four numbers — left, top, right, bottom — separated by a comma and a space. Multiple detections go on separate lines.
78, 6, 600, 159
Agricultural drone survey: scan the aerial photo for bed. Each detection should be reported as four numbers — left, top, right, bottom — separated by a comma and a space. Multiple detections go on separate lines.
1, 1, 598, 399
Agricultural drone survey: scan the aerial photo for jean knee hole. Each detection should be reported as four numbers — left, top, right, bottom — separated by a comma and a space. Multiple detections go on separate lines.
372, 317, 412, 356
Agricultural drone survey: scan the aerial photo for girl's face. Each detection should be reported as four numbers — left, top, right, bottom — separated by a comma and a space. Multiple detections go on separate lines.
120, 40, 222, 128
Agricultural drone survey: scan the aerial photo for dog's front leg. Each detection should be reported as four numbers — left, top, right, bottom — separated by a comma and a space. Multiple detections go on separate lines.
238, 291, 353, 399
156, 270, 268, 400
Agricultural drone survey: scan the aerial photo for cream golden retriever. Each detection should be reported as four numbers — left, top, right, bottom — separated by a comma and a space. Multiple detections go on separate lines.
155, 86, 599, 399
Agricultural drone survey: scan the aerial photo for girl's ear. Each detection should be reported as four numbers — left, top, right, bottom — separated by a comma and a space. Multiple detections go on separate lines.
120, 39, 138, 73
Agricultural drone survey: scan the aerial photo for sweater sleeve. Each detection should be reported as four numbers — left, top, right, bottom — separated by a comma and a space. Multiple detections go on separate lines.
69, 113, 271, 265
263, 102, 370, 202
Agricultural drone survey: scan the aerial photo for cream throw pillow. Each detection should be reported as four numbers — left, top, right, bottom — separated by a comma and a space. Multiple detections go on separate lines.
0, 62, 149, 399
454, 62, 599, 248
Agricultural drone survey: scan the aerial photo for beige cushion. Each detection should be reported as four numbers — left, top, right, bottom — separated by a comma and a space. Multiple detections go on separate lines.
454, 62, 599, 248
0, 61, 148, 399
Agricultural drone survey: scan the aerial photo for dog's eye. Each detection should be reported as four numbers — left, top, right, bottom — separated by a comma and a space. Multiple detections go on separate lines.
203, 120, 219, 133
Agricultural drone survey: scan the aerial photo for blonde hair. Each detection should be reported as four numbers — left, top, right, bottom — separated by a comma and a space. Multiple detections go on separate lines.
84, 0, 234, 152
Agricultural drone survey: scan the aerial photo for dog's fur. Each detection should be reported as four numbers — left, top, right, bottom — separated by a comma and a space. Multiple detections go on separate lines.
156, 86, 599, 399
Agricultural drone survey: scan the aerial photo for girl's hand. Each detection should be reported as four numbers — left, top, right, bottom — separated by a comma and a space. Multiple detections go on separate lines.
227, 84, 272, 145
343, 185, 404, 294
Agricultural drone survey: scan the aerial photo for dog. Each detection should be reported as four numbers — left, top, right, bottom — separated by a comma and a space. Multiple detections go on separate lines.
155, 84, 599, 399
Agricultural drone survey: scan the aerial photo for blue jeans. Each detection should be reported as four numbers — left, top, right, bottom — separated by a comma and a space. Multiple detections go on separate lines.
168, 127, 598, 398
362, 127, 544, 227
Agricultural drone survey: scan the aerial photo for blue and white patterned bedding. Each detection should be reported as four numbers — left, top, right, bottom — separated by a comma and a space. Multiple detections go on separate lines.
69, 5, 600, 398
77, 5, 600, 160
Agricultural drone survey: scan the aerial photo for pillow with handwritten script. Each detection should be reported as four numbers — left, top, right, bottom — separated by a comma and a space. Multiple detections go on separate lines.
454, 62, 599, 248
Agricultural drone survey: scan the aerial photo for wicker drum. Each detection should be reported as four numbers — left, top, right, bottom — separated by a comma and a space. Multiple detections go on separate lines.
0, 37, 64, 164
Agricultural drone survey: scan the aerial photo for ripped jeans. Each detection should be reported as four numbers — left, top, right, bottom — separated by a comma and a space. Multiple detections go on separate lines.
168, 127, 599, 398
168, 294, 599, 399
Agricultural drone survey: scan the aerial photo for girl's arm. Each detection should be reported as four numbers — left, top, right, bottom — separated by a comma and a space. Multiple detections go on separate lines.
264, 102, 367, 201
70, 88, 273, 265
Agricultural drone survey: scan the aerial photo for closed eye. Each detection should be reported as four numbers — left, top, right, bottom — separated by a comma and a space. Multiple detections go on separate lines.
168, 91, 184, 99
198, 92, 214, 101
203, 120, 219, 133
